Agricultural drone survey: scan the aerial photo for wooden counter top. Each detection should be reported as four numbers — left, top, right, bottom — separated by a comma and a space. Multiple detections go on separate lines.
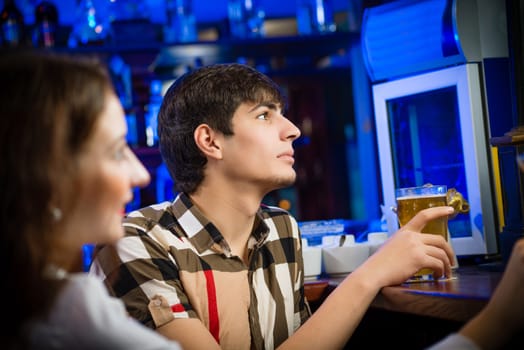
304, 265, 503, 322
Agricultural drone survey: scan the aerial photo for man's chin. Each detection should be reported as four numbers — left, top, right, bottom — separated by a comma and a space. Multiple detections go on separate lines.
274, 175, 296, 189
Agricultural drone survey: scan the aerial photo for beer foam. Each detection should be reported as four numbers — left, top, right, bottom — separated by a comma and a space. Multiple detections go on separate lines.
396, 194, 446, 200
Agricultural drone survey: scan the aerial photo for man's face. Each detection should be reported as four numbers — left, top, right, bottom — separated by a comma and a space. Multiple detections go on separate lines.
218, 101, 301, 195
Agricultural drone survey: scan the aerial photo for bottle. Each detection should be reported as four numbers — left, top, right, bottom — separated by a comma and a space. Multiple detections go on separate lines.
227, 0, 265, 39
296, 0, 336, 35
108, 54, 137, 147
164, 0, 197, 43
33, 1, 58, 48
0, 0, 25, 48
144, 79, 163, 147
68, 0, 112, 47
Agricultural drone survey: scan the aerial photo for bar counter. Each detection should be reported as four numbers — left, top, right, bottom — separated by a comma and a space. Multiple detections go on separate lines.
304, 265, 507, 348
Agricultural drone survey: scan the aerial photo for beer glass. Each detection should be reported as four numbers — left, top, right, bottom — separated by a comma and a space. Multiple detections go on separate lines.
395, 184, 448, 280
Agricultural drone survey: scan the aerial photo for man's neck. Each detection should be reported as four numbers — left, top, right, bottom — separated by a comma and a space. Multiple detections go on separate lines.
189, 185, 263, 261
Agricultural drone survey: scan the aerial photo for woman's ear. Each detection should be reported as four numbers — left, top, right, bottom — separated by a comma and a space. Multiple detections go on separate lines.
194, 124, 223, 159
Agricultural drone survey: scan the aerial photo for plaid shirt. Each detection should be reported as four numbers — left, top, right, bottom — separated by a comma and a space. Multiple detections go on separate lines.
90, 192, 310, 350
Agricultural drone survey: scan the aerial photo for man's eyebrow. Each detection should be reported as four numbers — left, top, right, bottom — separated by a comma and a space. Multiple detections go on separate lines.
248, 102, 279, 113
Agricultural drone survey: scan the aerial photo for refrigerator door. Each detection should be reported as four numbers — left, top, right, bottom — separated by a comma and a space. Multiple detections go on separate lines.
373, 63, 498, 256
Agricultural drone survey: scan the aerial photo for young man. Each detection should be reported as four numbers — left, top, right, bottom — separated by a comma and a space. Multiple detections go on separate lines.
91, 63, 455, 350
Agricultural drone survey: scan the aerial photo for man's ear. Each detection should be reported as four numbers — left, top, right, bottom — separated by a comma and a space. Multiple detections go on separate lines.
194, 124, 223, 159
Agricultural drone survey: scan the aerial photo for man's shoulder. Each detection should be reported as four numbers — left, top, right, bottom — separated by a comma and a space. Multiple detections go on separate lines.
259, 204, 299, 239
260, 203, 296, 221
260, 203, 292, 215
123, 201, 174, 231
90, 202, 180, 278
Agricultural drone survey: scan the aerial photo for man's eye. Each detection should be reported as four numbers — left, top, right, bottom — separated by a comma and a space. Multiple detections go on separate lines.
256, 113, 269, 120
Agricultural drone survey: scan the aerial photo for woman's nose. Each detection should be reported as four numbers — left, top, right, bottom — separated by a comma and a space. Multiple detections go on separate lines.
128, 150, 151, 188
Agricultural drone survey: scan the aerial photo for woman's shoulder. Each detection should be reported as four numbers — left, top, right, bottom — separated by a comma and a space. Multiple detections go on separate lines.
29, 273, 181, 349
66, 273, 115, 299
52, 273, 128, 323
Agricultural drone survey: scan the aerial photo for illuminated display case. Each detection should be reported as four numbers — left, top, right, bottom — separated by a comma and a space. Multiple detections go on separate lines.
373, 63, 498, 256
362, 0, 509, 257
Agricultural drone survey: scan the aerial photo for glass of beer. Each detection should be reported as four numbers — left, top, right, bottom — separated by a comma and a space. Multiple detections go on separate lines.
395, 184, 448, 280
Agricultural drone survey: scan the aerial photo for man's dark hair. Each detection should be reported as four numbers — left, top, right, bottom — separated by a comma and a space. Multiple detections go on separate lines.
158, 63, 287, 194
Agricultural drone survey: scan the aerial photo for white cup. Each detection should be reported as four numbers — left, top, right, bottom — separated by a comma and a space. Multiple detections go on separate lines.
366, 232, 388, 255
302, 239, 322, 279
321, 235, 370, 276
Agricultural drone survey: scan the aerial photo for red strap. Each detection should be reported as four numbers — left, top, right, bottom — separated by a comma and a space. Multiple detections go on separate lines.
204, 269, 220, 343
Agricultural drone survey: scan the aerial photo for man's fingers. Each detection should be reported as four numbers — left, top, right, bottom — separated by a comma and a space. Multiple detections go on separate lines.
420, 232, 456, 263
401, 206, 455, 232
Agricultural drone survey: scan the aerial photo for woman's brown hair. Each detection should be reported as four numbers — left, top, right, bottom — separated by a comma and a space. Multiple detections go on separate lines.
0, 51, 113, 348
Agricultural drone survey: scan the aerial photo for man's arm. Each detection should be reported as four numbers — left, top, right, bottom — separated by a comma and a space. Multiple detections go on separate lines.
277, 206, 456, 349
147, 294, 221, 350
158, 319, 221, 350
90, 223, 189, 329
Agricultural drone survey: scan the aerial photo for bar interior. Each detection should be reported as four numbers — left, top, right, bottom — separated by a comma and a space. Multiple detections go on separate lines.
2, 0, 524, 348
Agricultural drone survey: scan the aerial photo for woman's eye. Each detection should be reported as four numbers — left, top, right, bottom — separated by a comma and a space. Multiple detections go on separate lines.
114, 150, 124, 160
114, 145, 129, 161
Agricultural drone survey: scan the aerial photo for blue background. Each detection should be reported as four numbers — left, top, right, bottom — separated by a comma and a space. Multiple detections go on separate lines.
11, 0, 355, 25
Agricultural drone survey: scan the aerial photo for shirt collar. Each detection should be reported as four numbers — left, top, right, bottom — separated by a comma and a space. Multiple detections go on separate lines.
169, 193, 270, 255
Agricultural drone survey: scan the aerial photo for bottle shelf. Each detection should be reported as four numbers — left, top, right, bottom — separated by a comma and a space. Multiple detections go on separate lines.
152, 32, 357, 76
2, 27, 356, 79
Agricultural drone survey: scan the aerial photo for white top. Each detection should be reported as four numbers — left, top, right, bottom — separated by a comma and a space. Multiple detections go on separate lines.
426, 334, 480, 350
28, 273, 182, 350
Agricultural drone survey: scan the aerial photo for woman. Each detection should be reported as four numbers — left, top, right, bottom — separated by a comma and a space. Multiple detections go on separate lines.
0, 52, 181, 349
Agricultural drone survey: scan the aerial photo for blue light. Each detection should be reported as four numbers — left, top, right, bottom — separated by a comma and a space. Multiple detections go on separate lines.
82, 243, 95, 272
362, 0, 466, 82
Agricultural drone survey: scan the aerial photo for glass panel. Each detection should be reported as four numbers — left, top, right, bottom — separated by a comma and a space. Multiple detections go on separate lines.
386, 86, 471, 238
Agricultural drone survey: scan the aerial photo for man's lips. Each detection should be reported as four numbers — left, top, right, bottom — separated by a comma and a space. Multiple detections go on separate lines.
278, 152, 295, 163
278, 151, 294, 158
